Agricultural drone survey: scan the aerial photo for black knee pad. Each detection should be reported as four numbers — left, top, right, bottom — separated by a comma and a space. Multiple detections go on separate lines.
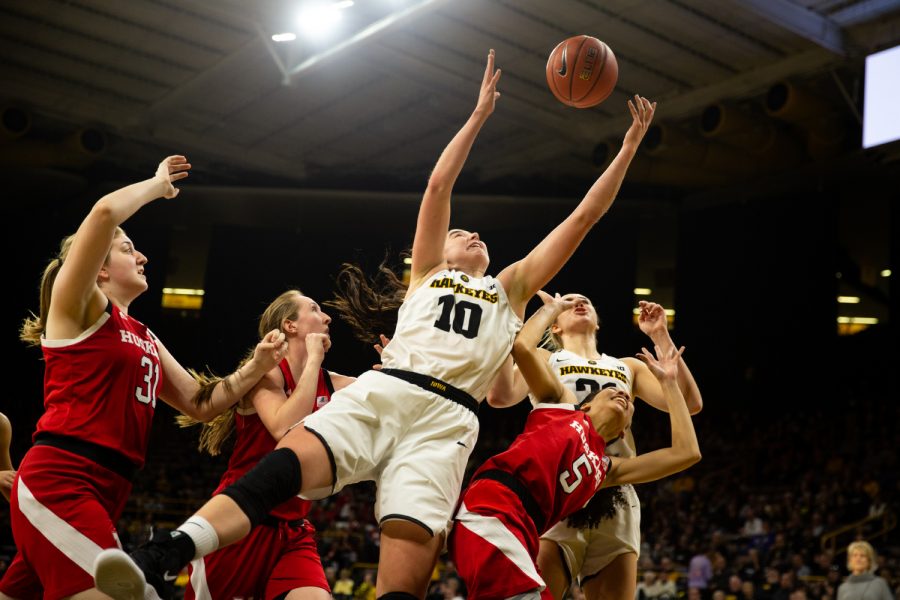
378, 593, 420, 600
220, 447, 301, 528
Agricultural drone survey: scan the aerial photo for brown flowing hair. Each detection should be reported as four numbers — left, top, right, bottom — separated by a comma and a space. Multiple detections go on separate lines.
324, 254, 408, 345
177, 290, 304, 456
21, 228, 126, 346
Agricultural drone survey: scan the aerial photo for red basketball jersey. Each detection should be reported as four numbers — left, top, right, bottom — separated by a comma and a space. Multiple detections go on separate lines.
212, 360, 333, 520
471, 403, 610, 533
36, 302, 162, 467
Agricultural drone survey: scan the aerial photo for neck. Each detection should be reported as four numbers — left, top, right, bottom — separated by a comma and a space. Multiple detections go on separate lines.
286, 342, 309, 378
560, 332, 600, 359
103, 290, 133, 314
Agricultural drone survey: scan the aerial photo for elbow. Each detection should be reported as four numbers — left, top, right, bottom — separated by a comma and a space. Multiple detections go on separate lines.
687, 448, 702, 466
688, 395, 704, 415
88, 199, 118, 227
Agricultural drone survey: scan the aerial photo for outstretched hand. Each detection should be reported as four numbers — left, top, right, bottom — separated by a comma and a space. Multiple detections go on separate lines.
637, 301, 668, 338
254, 329, 289, 371
536, 290, 576, 315
155, 155, 191, 199
636, 344, 684, 382
475, 49, 502, 116
623, 95, 656, 149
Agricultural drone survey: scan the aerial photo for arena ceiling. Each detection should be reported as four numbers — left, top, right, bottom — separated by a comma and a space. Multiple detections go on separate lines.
2, 0, 900, 194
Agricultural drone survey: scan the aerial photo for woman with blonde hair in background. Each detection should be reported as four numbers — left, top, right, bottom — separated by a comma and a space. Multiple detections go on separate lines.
837, 541, 894, 600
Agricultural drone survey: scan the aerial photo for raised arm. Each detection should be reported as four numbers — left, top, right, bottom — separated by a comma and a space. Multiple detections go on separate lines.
157, 329, 288, 422
408, 50, 501, 292
626, 301, 703, 414
511, 292, 576, 405
46, 156, 190, 339
253, 333, 331, 440
603, 345, 700, 486
497, 97, 655, 317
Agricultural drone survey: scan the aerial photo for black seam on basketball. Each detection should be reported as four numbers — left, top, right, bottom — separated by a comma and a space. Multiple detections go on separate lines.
568, 35, 588, 107
379, 513, 434, 537
575, 40, 608, 105
592, 42, 611, 103
304, 425, 337, 495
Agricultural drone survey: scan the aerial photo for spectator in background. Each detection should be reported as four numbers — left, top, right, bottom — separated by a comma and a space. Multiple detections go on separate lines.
690, 548, 714, 598
837, 542, 894, 600
332, 568, 355, 600
637, 570, 677, 600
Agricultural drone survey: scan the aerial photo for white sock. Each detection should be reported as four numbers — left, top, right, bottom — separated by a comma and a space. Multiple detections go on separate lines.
176, 516, 220, 559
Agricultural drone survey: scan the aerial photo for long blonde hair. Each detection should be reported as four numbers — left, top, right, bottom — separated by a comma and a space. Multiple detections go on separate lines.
178, 290, 303, 456
20, 228, 126, 346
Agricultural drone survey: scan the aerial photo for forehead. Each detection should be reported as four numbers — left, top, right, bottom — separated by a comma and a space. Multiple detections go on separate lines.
295, 295, 319, 309
561, 293, 592, 304
447, 229, 470, 237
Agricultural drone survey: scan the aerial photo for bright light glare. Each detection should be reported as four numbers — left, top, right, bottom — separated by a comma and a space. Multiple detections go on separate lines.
298, 2, 347, 38
882, 269, 892, 277
271, 32, 297, 42
837, 317, 878, 325
837, 296, 860, 304
633, 288, 652, 296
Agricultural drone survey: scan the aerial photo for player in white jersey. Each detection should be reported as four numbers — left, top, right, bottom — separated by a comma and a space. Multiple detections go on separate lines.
94, 50, 657, 600
489, 296, 703, 600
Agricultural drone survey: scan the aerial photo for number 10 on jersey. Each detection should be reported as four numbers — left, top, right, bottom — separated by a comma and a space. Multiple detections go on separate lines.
434, 295, 483, 339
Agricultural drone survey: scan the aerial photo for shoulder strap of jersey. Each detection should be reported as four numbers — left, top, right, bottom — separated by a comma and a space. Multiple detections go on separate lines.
321, 368, 335, 396
278, 358, 295, 395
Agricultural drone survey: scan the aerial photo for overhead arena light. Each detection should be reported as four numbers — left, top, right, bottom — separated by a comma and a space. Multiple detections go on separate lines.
271, 32, 297, 42
298, 1, 354, 39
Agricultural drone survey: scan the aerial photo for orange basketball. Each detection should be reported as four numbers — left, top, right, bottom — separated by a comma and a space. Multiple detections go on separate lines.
546, 35, 618, 109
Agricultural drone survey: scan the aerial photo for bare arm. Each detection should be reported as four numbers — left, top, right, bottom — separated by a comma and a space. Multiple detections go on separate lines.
497, 97, 656, 317
157, 329, 288, 422
0, 412, 13, 502
253, 333, 331, 440
511, 292, 576, 405
46, 156, 190, 340
628, 301, 703, 414
604, 345, 700, 486
485, 355, 532, 408
408, 50, 501, 292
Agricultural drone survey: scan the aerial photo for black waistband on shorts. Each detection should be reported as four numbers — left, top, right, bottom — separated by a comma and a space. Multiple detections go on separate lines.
33, 432, 139, 481
472, 468, 546, 533
379, 368, 478, 414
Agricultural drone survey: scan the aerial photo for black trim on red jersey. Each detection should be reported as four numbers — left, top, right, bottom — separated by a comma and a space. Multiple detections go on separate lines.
380, 368, 478, 413
103, 300, 113, 315
303, 425, 337, 496
471, 469, 546, 533
33, 432, 138, 481
379, 513, 434, 537
322, 369, 335, 396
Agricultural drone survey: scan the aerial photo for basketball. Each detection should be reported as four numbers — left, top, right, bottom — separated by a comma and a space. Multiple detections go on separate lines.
546, 35, 618, 109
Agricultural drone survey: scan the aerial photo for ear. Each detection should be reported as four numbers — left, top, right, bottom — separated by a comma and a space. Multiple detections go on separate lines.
550, 322, 562, 335
283, 319, 297, 334
97, 266, 109, 284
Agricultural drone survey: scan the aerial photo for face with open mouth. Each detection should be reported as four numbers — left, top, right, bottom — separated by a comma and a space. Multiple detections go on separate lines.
444, 228, 490, 273
553, 293, 599, 336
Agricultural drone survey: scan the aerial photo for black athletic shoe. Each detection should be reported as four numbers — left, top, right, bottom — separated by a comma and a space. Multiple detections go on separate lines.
94, 531, 193, 600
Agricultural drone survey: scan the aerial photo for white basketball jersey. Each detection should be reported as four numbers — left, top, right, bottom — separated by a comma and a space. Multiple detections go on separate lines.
547, 349, 636, 457
380, 270, 522, 400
